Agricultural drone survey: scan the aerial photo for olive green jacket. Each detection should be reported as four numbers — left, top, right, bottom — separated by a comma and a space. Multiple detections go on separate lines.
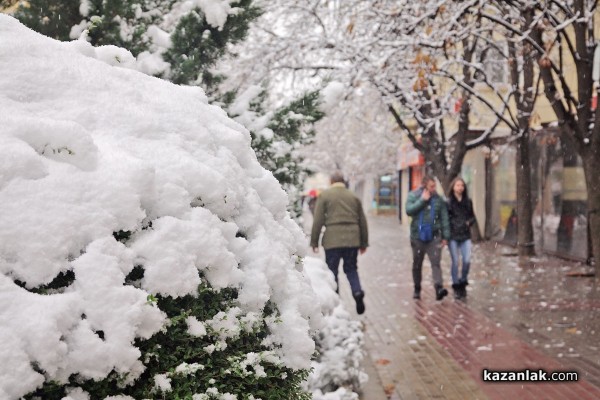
310, 183, 369, 250
405, 188, 450, 241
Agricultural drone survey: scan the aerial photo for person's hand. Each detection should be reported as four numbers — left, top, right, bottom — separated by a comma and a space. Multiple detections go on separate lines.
312, 247, 319, 254
359, 248, 367, 255
421, 189, 431, 201
441, 240, 448, 247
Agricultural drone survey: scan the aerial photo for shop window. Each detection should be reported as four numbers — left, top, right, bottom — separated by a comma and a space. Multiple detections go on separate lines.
374, 174, 397, 214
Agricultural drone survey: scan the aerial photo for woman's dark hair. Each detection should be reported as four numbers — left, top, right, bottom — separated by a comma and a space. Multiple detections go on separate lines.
447, 176, 469, 201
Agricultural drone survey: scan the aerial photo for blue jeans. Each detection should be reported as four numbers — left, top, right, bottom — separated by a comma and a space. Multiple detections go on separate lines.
325, 247, 363, 295
449, 239, 471, 285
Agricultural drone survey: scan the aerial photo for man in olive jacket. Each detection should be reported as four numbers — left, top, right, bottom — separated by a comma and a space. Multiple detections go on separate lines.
311, 172, 368, 314
405, 175, 450, 300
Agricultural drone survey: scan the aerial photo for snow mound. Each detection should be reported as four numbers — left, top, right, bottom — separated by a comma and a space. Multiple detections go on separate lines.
0, 15, 320, 399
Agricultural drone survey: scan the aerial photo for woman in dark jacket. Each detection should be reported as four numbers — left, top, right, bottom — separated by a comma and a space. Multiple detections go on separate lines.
446, 177, 476, 299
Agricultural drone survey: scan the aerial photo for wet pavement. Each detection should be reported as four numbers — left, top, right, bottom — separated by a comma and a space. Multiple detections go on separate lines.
306, 213, 600, 399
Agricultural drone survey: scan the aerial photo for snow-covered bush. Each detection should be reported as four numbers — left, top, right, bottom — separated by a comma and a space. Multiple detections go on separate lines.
227, 86, 325, 219
0, 16, 322, 400
303, 258, 367, 400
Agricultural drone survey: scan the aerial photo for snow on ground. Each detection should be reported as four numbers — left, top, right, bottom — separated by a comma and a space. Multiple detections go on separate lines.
0, 15, 325, 399
303, 257, 367, 400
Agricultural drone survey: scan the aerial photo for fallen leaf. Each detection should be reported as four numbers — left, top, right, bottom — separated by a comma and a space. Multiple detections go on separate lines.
565, 327, 578, 334
376, 358, 391, 365
566, 271, 595, 277
384, 384, 396, 396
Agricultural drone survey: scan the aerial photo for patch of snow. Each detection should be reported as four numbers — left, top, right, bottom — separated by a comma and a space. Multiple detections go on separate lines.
320, 81, 345, 113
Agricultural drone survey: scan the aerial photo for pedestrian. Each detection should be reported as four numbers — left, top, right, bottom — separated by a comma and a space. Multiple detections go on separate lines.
446, 176, 475, 299
310, 172, 368, 314
405, 175, 450, 300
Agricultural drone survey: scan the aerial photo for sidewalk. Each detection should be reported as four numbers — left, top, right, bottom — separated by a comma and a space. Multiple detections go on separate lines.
310, 213, 600, 400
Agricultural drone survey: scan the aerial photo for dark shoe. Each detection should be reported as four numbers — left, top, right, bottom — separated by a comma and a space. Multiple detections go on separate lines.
353, 291, 366, 315
452, 283, 462, 299
413, 284, 421, 300
435, 287, 448, 301
459, 281, 467, 299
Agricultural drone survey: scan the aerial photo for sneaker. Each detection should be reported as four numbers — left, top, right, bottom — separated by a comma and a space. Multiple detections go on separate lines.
353, 291, 366, 315
435, 287, 448, 301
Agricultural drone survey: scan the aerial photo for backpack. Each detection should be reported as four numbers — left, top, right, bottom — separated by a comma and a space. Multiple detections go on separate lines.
418, 198, 436, 242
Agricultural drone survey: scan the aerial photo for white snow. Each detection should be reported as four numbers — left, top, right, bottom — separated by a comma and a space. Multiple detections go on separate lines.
79, 0, 92, 17
319, 81, 345, 113
313, 387, 359, 400
302, 257, 366, 399
63, 387, 90, 400
146, 25, 172, 49
197, 0, 240, 30
229, 85, 274, 138
187, 316, 208, 337
70, 20, 89, 40
0, 15, 322, 399
174, 362, 205, 375
153, 373, 172, 392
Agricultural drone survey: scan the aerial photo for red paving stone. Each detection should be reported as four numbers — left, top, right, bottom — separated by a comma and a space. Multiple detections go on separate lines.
414, 289, 600, 400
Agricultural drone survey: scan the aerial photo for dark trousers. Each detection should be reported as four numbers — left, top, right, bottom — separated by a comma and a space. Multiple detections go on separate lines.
411, 237, 443, 290
325, 247, 363, 294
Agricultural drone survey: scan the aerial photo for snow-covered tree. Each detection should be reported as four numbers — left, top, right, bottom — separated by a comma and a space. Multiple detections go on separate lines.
225, 1, 521, 191
482, 0, 600, 266
302, 83, 401, 181
343, 1, 512, 191
442, 2, 542, 254
230, 0, 550, 251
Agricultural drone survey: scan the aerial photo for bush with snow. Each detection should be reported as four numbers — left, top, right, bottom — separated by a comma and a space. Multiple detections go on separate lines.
0, 16, 322, 400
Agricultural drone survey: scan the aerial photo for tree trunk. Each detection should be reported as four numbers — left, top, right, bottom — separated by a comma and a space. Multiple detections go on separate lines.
582, 152, 600, 274
516, 133, 535, 256
386, 105, 458, 194
484, 153, 495, 239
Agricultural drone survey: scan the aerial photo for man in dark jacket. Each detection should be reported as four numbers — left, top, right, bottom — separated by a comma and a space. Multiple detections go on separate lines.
311, 172, 368, 314
405, 176, 450, 300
